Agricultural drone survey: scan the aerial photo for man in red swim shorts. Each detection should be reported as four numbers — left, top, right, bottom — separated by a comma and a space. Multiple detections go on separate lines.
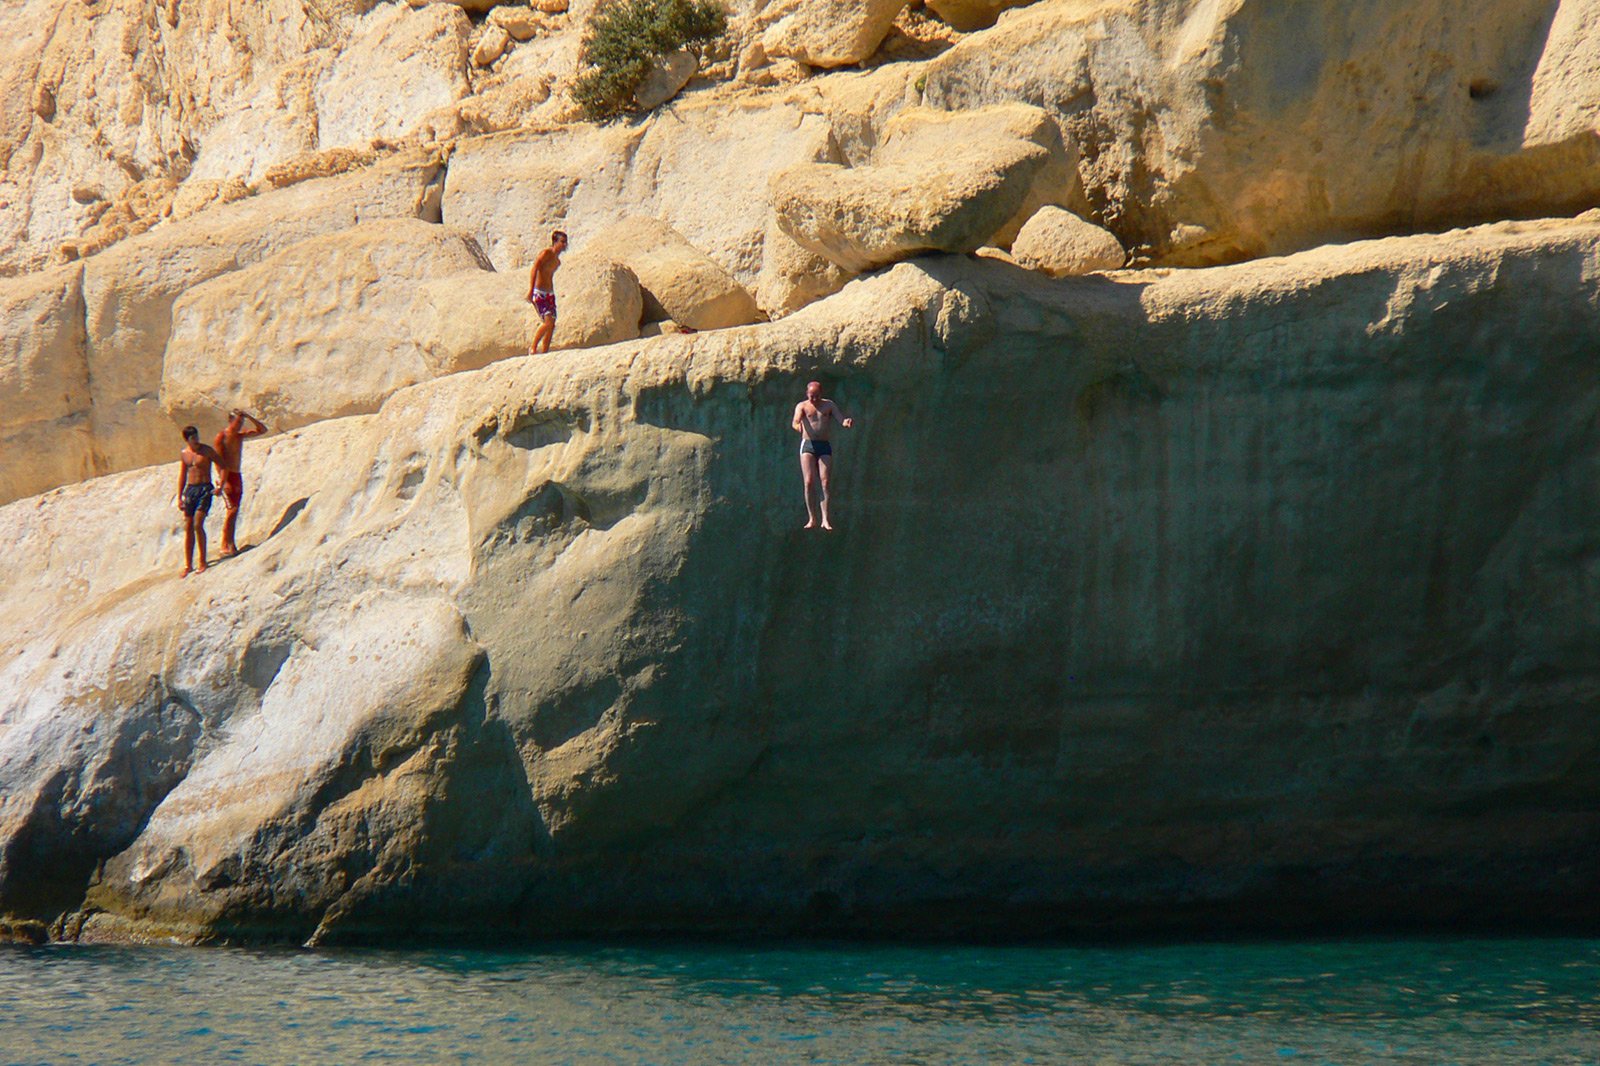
213, 408, 268, 558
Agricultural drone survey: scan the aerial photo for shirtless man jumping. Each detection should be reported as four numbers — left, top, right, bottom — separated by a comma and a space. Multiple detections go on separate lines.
213, 408, 267, 557
175, 425, 223, 576
527, 230, 568, 354
792, 380, 855, 531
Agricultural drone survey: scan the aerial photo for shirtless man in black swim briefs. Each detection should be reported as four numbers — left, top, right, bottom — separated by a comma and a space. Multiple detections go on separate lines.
527, 230, 568, 355
792, 380, 855, 531
175, 425, 223, 576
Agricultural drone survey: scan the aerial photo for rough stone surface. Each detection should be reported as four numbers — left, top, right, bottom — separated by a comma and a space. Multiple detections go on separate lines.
315, 5, 472, 150
4, 218, 1600, 943
922, 0, 1600, 264
760, 0, 909, 69
161, 220, 507, 433
0, 265, 91, 505
925, 0, 1036, 32
633, 50, 698, 110
473, 25, 511, 68
592, 217, 761, 330
32, 153, 445, 495
441, 97, 838, 285
549, 254, 645, 350
771, 103, 1063, 271
1010, 205, 1126, 276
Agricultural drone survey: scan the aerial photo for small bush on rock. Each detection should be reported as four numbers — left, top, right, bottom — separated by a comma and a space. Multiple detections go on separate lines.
572, 0, 727, 121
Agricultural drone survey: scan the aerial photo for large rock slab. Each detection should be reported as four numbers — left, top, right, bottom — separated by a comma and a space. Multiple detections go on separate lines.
161, 220, 508, 432
922, 0, 1600, 264
69, 151, 446, 486
0, 265, 92, 505
590, 217, 760, 330
440, 96, 839, 286
549, 254, 645, 350
4, 216, 1600, 943
771, 103, 1062, 271
760, 0, 908, 69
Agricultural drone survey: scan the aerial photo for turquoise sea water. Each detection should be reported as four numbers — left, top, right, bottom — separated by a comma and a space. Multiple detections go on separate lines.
4, 938, 1599, 1064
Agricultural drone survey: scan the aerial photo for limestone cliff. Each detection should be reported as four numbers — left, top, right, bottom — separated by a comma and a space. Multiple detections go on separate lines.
4, 217, 1600, 943
2, 0, 1600, 944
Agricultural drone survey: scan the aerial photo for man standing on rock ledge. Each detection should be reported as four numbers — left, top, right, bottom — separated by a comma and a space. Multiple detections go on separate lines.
792, 380, 855, 531
527, 229, 568, 354
175, 425, 222, 577
213, 409, 268, 558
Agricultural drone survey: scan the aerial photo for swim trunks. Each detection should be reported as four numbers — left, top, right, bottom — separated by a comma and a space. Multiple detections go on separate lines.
532, 287, 557, 319
220, 470, 244, 509
181, 483, 213, 516
800, 438, 832, 458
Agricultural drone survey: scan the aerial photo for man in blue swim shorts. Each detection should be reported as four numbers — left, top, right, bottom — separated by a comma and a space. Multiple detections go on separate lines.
174, 424, 223, 577
791, 379, 856, 531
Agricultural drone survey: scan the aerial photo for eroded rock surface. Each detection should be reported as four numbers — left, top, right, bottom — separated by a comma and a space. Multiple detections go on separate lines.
772, 103, 1068, 271
4, 218, 1600, 943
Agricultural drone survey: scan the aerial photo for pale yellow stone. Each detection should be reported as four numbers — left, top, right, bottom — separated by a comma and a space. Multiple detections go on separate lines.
1009, 205, 1126, 276
592, 216, 760, 330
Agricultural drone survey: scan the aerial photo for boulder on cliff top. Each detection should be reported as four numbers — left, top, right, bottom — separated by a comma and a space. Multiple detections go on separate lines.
588, 217, 761, 330
771, 103, 1061, 272
760, 0, 909, 69
550, 254, 646, 350
922, 0, 1600, 264
1010, 206, 1126, 276
161, 219, 511, 433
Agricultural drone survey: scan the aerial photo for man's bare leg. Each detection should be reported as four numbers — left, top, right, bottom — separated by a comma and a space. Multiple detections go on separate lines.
532, 316, 555, 354
183, 514, 196, 576
800, 451, 820, 529
194, 513, 208, 574
818, 453, 834, 531
220, 505, 238, 557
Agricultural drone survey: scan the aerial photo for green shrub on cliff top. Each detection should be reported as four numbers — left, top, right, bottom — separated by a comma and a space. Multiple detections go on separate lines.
571, 0, 727, 122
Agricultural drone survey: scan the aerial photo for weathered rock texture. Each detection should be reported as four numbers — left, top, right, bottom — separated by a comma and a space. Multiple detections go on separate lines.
1010, 205, 1126, 276
593, 217, 761, 330
161, 220, 507, 432
760, 0, 908, 69
772, 103, 1071, 271
922, 0, 1600, 263
4, 218, 1600, 944
0, 153, 444, 506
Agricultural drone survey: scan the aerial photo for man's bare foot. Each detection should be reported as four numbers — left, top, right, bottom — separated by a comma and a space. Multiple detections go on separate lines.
195, 563, 207, 574
219, 548, 236, 558
803, 520, 817, 530
820, 521, 833, 531
181, 567, 193, 578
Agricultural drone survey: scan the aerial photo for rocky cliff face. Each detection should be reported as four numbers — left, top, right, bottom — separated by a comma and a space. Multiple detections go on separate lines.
1, 0, 1599, 944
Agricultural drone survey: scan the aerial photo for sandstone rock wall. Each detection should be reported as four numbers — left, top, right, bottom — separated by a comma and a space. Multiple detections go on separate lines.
923, 0, 1600, 263
4, 218, 1599, 943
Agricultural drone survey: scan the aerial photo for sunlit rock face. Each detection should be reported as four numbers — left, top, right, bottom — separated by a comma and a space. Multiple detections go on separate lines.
3, 216, 1600, 944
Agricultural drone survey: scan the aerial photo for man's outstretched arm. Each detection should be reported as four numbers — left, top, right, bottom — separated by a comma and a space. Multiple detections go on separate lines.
240, 412, 268, 437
